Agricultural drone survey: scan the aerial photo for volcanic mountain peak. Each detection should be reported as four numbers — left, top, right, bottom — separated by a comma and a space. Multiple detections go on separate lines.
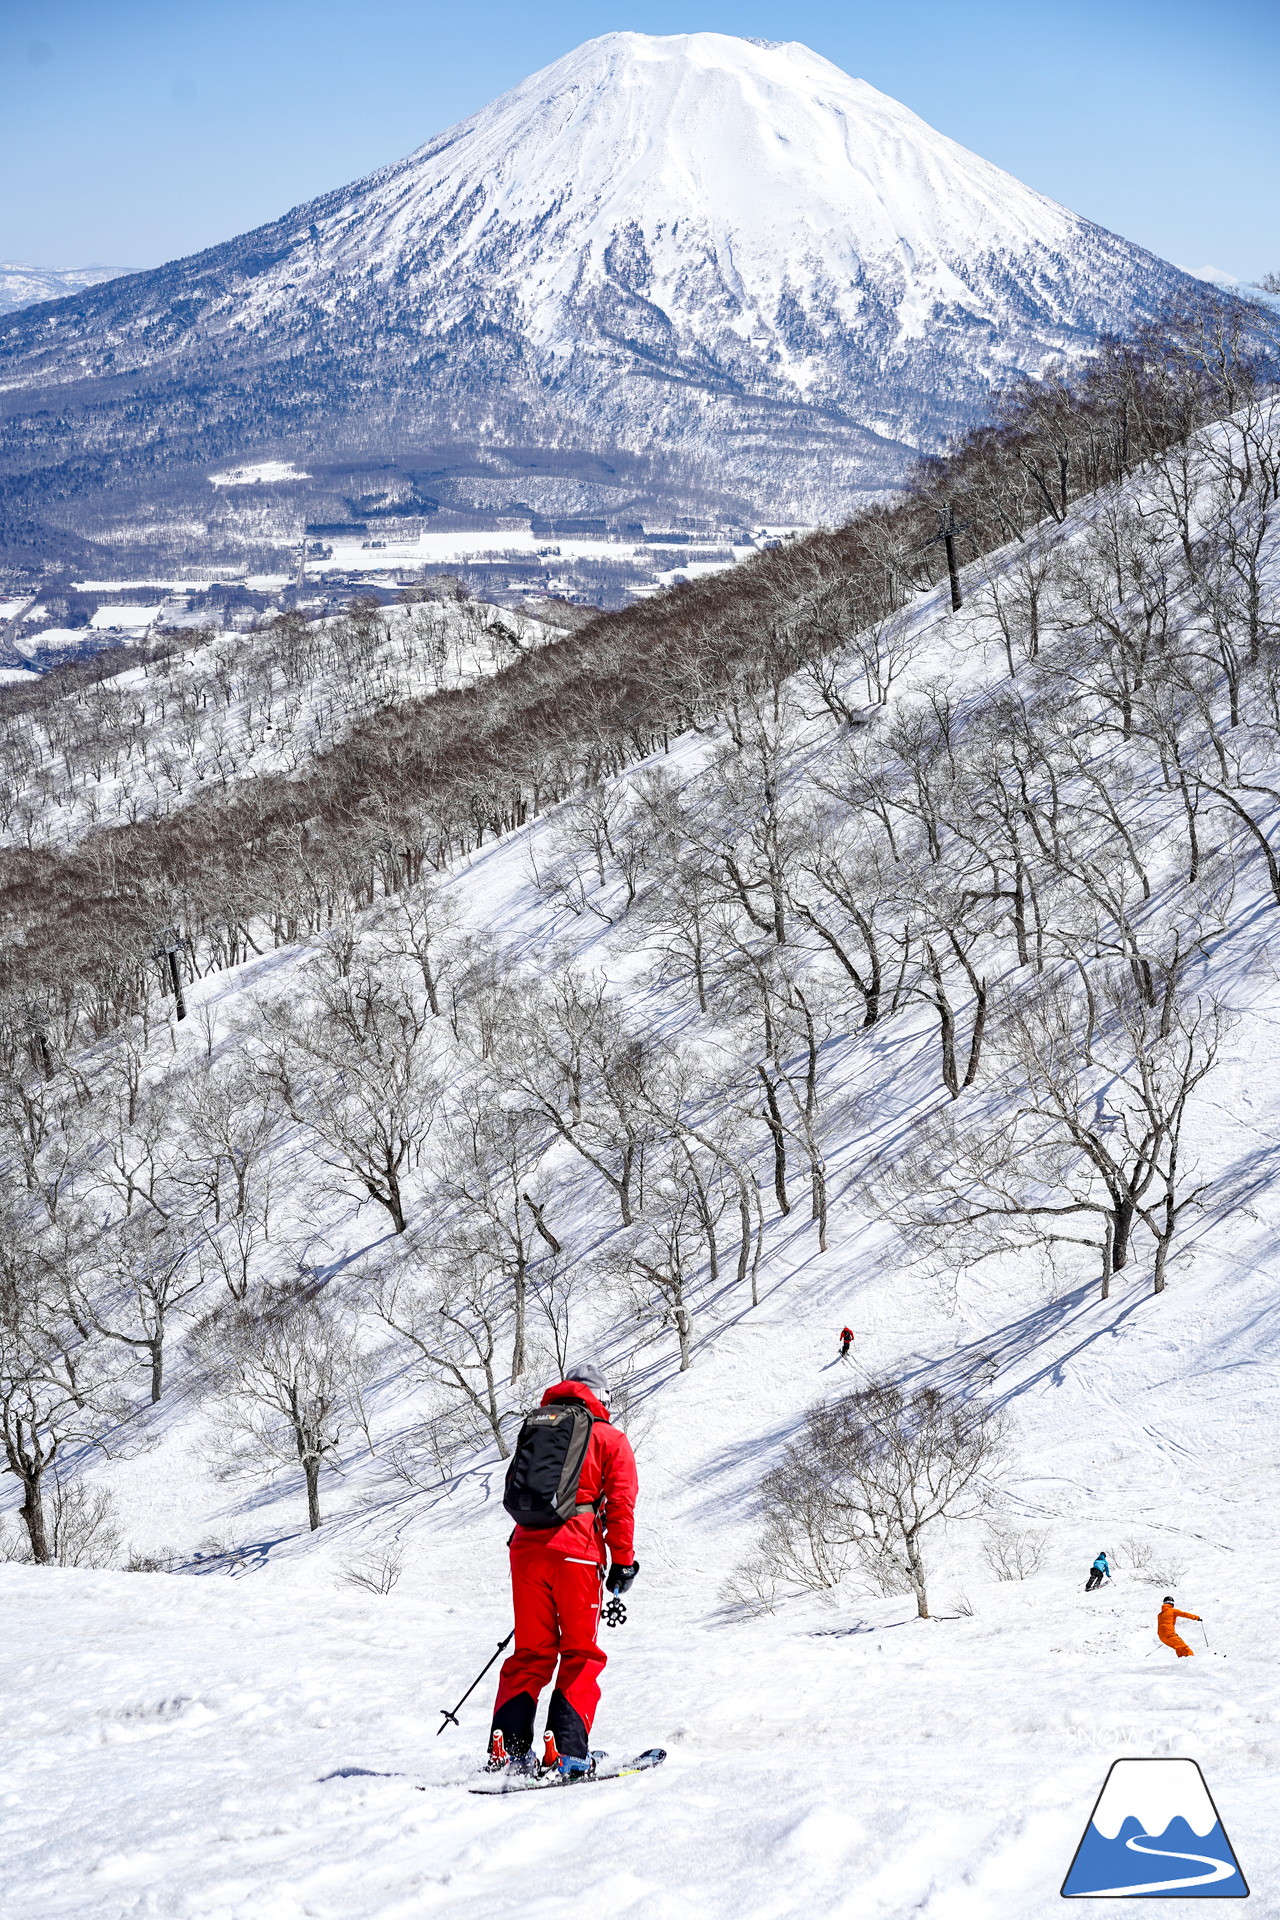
304, 32, 1084, 350
0, 32, 1202, 566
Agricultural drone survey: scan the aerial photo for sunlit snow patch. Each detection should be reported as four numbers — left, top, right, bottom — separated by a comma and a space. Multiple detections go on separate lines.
1061, 1759, 1248, 1897
209, 461, 311, 487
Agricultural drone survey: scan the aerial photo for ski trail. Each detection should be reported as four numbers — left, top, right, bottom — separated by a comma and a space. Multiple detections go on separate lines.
1084, 1835, 1239, 1895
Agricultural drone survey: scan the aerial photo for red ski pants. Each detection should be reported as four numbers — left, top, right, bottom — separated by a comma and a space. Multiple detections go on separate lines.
492, 1548, 605, 1755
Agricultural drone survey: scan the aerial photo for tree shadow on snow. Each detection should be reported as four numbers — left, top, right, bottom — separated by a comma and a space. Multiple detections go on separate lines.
183, 1531, 297, 1576
894, 1282, 1159, 1410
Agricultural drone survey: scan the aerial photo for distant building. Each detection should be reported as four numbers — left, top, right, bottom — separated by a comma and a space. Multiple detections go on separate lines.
89, 605, 156, 633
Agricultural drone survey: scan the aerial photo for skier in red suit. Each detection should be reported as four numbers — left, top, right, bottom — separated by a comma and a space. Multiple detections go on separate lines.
490, 1364, 638, 1776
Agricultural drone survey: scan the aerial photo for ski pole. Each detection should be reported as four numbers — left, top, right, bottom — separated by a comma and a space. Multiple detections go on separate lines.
1200, 1620, 1210, 1651
436, 1631, 514, 1736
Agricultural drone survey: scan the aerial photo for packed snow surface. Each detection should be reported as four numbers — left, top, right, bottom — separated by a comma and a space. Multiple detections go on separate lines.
2, 1249, 1279, 1919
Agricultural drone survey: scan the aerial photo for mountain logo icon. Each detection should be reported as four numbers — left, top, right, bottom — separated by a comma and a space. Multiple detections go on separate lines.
1062, 1759, 1248, 1897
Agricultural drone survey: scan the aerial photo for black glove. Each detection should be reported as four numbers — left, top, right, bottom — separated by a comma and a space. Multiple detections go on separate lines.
605, 1560, 639, 1595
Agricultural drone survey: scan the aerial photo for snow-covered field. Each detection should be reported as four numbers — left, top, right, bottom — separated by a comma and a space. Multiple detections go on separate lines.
315, 526, 759, 587
3, 411, 1280, 1918
209, 463, 313, 489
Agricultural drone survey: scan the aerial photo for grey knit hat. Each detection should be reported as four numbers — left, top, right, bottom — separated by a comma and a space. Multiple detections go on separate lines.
565, 1360, 610, 1403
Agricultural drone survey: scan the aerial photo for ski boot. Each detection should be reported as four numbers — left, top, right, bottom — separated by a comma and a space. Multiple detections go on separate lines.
540, 1732, 594, 1782
486, 1730, 535, 1777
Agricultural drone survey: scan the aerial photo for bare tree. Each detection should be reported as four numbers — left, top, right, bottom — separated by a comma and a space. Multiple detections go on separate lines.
179, 1058, 278, 1225
723, 943, 832, 1244
615, 1137, 732, 1371
883, 963, 1227, 1296
255, 957, 443, 1235
531, 785, 651, 923
788, 810, 896, 1030
643, 1055, 766, 1304
193, 1281, 362, 1531
530, 1253, 583, 1379
983, 1520, 1047, 1581
498, 971, 658, 1228
798, 583, 921, 715
82, 1212, 203, 1402
0, 1205, 126, 1562
373, 883, 463, 1018
437, 1085, 554, 1382
761, 1382, 1006, 1618
702, 701, 808, 947
973, 526, 1063, 675
369, 1238, 516, 1456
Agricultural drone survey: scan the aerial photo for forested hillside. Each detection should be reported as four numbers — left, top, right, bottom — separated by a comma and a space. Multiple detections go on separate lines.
2, 289, 1279, 1919
0, 591, 555, 853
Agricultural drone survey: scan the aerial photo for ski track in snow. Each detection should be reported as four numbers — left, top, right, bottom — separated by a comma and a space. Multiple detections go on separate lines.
3, 424, 1280, 1916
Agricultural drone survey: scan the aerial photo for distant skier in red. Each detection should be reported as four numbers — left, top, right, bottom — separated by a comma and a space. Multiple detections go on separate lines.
489, 1364, 638, 1780
839, 1326, 854, 1358
1158, 1597, 1201, 1658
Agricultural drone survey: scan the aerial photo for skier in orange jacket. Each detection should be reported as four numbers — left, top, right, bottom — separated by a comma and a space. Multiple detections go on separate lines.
1158, 1597, 1201, 1657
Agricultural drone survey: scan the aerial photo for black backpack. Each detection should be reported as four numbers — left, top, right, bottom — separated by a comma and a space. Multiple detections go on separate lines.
503, 1400, 599, 1529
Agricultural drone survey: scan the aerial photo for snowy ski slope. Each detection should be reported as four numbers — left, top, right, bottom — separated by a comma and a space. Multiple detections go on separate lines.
2, 416, 1280, 1919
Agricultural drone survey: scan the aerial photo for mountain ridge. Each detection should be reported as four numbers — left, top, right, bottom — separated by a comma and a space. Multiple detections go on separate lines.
0, 261, 136, 318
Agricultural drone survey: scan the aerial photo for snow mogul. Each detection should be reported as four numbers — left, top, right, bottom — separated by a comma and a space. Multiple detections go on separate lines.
488, 1362, 639, 1780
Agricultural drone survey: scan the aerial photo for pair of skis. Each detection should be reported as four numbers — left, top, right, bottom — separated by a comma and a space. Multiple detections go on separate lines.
469, 1748, 666, 1795
320, 1749, 666, 1796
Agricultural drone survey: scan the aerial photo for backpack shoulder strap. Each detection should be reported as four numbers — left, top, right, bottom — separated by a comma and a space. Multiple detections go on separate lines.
563, 1402, 603, 1517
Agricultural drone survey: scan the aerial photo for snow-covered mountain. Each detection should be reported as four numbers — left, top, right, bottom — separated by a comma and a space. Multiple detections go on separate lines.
0, 33, 1204, 570
0, 261, 134, 316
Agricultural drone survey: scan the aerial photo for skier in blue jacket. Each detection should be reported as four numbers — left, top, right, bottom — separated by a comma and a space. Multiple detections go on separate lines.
1084, 1551, 1111, 1592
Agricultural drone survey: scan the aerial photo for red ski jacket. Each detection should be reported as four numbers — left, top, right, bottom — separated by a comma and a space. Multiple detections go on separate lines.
509, 1381, 637, 1568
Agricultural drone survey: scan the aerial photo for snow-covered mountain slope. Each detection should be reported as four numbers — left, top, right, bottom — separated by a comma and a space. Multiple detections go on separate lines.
0, 34, 1201, 569
0, 261, 133, 317
2, 401, 1280, 1915
0, 593, 557, 849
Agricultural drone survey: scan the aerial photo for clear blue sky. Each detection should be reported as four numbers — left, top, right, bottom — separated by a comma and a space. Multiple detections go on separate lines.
2, 0, 1277, 281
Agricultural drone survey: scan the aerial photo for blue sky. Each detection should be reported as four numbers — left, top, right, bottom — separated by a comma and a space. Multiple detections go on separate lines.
2, 0, 1277, 280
